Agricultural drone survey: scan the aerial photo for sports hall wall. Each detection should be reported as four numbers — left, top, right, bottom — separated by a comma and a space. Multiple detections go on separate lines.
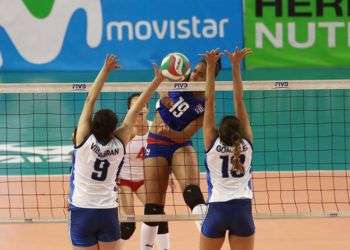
0, 1, 349, 174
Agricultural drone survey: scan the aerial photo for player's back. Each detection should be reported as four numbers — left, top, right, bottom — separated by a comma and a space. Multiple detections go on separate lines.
205, 137, 253, 203
70, 134, 125, 209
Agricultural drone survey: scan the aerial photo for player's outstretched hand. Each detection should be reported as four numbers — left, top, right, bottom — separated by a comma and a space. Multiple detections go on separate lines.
104, 54, 120, 71
225, 47, 252, 65
152, 63, 165, 83
204, 48, 221, 66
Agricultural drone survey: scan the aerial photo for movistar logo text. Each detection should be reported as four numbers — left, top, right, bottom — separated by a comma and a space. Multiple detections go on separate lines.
0, 0, 102, 68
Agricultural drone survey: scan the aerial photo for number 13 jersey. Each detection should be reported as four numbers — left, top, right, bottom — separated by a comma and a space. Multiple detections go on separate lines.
69, 134, 125, 209
205, 138, 253, 203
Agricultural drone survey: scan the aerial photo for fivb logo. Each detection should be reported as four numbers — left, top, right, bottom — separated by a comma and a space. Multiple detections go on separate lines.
0, 0, 103, 68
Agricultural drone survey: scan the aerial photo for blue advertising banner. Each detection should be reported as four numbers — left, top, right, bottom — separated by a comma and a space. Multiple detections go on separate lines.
0, 0, 243, 71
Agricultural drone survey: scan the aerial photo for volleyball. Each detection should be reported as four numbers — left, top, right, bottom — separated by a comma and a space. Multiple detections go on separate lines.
160, 52, 191, 81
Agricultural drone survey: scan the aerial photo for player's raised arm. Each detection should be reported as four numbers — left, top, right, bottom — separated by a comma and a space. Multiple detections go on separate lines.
75, 54, 119, 146
225, 47, 253, 142
203, 49, 221, 151
115, 64, 164, 145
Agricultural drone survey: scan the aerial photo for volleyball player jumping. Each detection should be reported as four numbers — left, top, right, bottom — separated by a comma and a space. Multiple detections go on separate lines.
141, 56, 221, 249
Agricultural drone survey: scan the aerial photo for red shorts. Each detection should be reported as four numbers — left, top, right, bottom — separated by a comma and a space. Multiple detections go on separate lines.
118, 179, 144, 192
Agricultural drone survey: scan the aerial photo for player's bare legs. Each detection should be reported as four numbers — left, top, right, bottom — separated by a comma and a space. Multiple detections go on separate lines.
98, 240, 123, 250
141, 156, 169, 250
171, 145, 200, 190
199, 234, 225, 250
144, 156, 169, 205
172, 145, 206, 231
135, 184, 147, 204
119, 186, 135, 216
228, 235, 254, 250
73, 245, 98, 250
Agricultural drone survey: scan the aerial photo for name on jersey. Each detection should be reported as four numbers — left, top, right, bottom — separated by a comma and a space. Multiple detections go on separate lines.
216, 143, 247, 153
91, 143, 119, 157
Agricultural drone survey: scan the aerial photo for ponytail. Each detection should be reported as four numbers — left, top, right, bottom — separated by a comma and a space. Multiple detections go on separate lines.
231, 137, 245, 175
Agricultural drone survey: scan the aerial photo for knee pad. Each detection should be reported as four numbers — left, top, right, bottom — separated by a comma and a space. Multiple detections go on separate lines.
120, 222, 136, 240
144, 203, 164, 227
183, 184, 205, 210
157, 221, 169, 234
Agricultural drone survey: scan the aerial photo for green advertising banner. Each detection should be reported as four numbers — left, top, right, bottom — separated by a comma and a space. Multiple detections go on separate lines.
244, 0, 350, 69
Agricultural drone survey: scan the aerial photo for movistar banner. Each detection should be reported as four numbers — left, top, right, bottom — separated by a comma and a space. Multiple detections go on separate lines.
0, 0, 243, 71
244, 0, 350, 69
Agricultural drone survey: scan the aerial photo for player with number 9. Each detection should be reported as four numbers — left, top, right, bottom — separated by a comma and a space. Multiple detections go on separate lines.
69, 55, 164, 250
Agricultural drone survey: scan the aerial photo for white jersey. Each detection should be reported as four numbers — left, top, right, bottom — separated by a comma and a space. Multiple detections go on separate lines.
69, 134, 125, 209
205, 137, 253, 203
118, 132, 148, 181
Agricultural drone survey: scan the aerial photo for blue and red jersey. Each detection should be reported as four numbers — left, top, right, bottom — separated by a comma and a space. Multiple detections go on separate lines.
157, 91, 204, 131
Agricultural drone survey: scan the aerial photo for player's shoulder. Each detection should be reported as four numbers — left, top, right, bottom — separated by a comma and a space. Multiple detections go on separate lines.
242, 138, 253, 151
206, 137, 220, 154
74, 133, 94, 149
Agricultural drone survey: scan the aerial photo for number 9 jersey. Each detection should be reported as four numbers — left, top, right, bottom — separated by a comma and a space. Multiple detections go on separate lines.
205, 137, 253, 203
69, 134, 125, 209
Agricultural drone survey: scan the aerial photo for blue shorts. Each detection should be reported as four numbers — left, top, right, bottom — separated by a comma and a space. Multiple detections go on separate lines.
202, 199, 255, 238
69, 205, 120, 247
145, 132, 192, 164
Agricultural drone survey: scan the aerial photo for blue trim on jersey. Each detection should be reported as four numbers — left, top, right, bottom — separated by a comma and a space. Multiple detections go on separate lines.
204, 159, 213, 202
69, 150, 76, 203
116, 157, 124, 178
201, 199, 255, 238
69, 205, 120, 247
248, 164, 253, 191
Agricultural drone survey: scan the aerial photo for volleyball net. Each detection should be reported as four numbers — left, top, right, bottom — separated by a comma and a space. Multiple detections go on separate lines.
0, 80, 349, 223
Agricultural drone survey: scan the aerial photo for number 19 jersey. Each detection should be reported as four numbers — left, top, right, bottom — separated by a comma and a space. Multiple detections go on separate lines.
69, 134, 125, 209
205, 138, 253, 203
157, 91, 205, 131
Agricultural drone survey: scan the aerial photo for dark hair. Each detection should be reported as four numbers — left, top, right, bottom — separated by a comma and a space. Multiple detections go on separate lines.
127, 93, 141, 109
91, 109, 118, 143
200, 57, 222, 77
218, 115, 243, 147
127, 92, 149, 110
219, 115, 244, 174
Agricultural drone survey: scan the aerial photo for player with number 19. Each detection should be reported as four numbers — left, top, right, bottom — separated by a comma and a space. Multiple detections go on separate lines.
68, 55, 163, 250
200, 48, 255, 250
140, 52, 221, 249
